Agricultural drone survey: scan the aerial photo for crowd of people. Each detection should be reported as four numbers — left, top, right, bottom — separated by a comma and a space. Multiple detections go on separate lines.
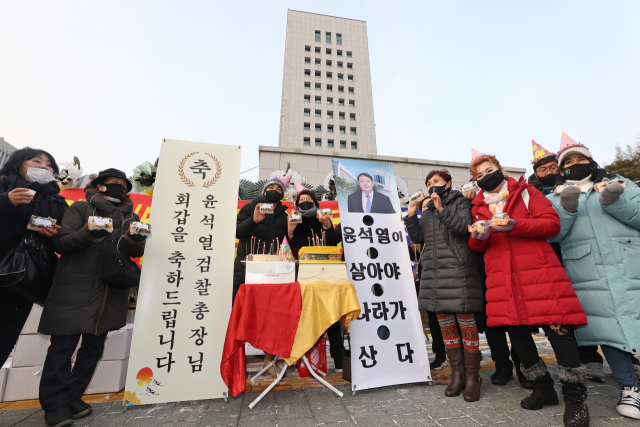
1, 132, 638, 427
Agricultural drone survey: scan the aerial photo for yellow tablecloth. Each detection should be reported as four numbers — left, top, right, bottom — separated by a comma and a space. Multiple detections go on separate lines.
284, 280, 360, 365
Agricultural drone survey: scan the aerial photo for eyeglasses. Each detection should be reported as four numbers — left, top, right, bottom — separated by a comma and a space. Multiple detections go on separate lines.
537, 165, 558, 174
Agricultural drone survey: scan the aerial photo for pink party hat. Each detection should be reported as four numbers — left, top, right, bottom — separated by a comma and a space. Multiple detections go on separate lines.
531, 140, 555, 164
556, 133, 592, 165
469, 148, 493, 173
279, 174, 292, 188
295, 181, 305, 194
279, 236, 295, 262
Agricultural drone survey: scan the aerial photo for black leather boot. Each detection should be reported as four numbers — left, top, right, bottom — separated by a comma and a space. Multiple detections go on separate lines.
491, 359, 514, 386
558, 365, 589, 427
44, 405, 73, 427
520, 359, 560, 410
516, 363, 534, 389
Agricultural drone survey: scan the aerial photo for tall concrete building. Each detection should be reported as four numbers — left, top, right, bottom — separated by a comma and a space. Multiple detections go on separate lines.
259, 10, 525, 193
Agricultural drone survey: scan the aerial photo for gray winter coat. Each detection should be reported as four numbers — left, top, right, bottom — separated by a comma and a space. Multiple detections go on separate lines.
404, 191, 483, 313
39, 189, 145, 336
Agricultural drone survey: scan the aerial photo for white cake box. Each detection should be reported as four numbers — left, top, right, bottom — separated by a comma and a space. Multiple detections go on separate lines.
84, 359, 129, 395
245, 261, 295, 284
20, 305, 43, 335
0, 357, 10, 402
11, 335, 80, 368
102, 324, 133, 361
3, 365, 42, 401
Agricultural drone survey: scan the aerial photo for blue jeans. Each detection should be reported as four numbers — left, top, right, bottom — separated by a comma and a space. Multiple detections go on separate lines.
601, 345, 638, 388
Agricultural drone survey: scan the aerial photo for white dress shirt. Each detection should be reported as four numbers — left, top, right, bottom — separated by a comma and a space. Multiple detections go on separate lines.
362, 191, 374, 212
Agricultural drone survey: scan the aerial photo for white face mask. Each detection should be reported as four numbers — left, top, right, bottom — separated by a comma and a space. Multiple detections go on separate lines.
22, 164, 55, 184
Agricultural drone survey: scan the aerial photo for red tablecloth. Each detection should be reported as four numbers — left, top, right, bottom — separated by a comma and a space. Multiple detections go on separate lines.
220, 282, 302, 397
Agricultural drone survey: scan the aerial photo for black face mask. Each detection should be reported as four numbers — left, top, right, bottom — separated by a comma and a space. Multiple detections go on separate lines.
298, 201, 315, 211
265, 190, 283, 203
563, 163, 592, 181
537, 173, 558, 187
477, 169, 505, 192
101, 183, 127, 203
428, 184, 449, 198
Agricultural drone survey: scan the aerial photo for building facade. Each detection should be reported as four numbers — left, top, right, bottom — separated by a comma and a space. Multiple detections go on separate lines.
259, 10, 526, 194
0, 137, 17, 169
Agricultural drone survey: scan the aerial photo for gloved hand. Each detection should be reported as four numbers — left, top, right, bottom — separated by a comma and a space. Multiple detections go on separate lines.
128, 233, 147, 242
88, 228, 109, 238
471, 226, 490, 241
599, 183, 624, 206
560, 186, 581, 213
491, 218, 516, 233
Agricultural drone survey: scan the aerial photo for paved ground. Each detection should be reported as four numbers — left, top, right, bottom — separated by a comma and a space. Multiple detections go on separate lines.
1, 366, 636, 427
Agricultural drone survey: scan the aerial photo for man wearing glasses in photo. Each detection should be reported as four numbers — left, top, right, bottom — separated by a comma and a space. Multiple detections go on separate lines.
528, 140, 560, 194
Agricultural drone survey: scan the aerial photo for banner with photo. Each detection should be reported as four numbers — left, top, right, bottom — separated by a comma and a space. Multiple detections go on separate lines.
331, 158, 431, 392
123, 139, 241, 406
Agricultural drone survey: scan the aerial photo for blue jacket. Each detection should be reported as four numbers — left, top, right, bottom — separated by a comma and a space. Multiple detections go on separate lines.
548, 176, 640, 353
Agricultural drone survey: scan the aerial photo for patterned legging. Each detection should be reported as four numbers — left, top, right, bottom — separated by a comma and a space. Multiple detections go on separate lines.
437, 313, 479, 353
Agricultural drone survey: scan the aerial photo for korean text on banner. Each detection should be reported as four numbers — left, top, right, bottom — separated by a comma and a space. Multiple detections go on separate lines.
124, 140, 241, 406
331, 159, 431, 392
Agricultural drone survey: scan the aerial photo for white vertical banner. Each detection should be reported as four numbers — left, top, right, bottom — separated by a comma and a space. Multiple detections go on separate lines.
124, 139, 241, 406
331, 159, 431, 392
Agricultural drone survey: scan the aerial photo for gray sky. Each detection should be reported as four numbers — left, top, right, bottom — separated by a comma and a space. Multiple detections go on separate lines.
1, 1, 638, 181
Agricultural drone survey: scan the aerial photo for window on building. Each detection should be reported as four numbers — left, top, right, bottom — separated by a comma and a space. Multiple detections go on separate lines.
338, 99, 345, 106
327, 97, 333, 105
315, 83, 321, 90
347, 63, 353, 69
304, 82, 310, 89
337, 34, 342, 45
339, 112, 345, 119
350, 127, 356, 135
328, 139, 334, 148
304, 108, 310, 116
305, 57, 310, 64
351, 141, 357, 149
340, 126, 346, 134
348, 87, 354, 94
337, 50, 342, 56
326, 48, 332, 55
315, 138, 322, 147
349, 100, 355, 107
338, 86, 344, 93
315, 96, 321, 103
304, 95, 310, 102
315, 30, 321, 42
326, 60, 332, 66
304, 122, 310, 131
327, 84, 333, 92
327, 72, 332, 79
340, 140, 346, 148
326, 32, 331, 43
315, 123, 322, 132
315, 71, 321, 78
305, 69, 310, 76
328, 125, 334, 133
347, 51, 352, 58
327, 110, 334, 118
315, 58, 321, 65
337, 61, 343, 68
348, 75, 354, 81
350, 113, 356, 120
315, 46, 321, 53
338, 73, 343, 80
304, 137, 310, 146
315, 109, 321, 117
305, 45, 311, 52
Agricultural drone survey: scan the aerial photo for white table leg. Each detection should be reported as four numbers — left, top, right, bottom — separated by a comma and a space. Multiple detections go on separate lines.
248, 359, 288, 409
250, 355, 281, 383
301, 355, 344, 398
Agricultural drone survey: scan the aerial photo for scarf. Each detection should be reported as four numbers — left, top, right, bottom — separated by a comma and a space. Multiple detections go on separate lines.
297, 204, 318, 218
483, 181, 509, 215
566, 175, 595, 193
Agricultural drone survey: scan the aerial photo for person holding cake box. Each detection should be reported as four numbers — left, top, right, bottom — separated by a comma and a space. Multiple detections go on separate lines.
547, 133, 640, 420
467, 148, 589, 427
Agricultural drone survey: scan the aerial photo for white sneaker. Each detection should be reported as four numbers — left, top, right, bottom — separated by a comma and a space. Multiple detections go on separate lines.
617, 386, 640, 419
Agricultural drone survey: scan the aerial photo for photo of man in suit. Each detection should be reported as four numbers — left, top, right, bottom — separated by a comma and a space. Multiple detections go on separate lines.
347, 173, 396, 214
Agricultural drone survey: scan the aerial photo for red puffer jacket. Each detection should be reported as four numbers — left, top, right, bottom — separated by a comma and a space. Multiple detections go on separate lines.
469, 177, 586, 328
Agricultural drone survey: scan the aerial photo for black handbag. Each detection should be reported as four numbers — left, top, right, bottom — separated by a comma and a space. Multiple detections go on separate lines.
0, 232, 58, 305
101, 240, 141, 290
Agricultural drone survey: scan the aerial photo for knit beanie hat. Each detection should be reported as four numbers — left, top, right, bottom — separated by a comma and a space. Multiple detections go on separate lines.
556, 133, 593, 166
262, 177, 286, 195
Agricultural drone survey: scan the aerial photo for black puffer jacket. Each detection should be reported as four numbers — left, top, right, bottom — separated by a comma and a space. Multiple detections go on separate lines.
39, 189, 145, 336
403, 190, 483, 313
233, 197, 288, 298
0, 173, 68, 259
288, 211, 338, 259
